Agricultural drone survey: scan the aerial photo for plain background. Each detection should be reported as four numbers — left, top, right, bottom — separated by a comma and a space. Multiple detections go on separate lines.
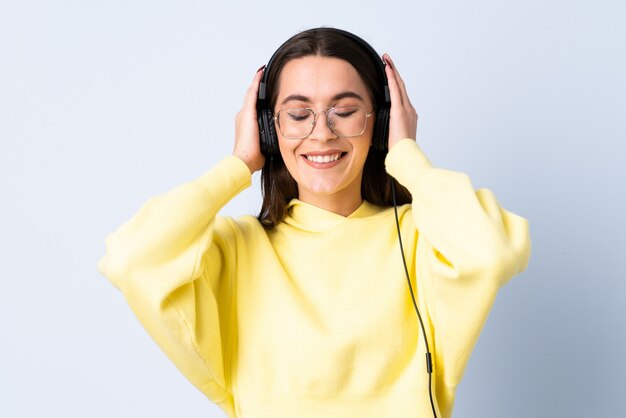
1, 1, 624, 417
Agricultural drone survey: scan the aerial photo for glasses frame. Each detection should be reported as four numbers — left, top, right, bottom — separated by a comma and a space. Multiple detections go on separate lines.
273, 105, 374, 140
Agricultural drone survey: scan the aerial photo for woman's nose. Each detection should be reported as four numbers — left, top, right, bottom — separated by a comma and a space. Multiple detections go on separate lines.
308, 111, 336, 142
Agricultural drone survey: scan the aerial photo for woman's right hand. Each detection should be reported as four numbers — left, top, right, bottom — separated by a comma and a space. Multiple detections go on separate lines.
233, 66, 266, 174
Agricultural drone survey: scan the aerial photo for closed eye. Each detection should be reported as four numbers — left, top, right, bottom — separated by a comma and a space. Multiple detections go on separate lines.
287, 110, 312, 122
334, 109, 358, 118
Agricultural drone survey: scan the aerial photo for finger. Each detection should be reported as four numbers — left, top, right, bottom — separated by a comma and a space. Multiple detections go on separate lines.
242, 66, 265, 108
383, 56, 404, 107
242, 65, 266, 110
384, 54, 412, 107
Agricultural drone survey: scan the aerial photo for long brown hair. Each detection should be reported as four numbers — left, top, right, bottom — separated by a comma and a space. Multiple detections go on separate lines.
258, 27, 411, 229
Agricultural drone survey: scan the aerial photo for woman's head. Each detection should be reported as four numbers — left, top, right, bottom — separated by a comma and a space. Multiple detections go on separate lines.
258, 27, 411, 229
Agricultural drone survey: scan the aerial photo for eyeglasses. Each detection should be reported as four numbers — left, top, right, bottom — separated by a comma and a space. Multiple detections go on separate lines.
273, 106, 374, 140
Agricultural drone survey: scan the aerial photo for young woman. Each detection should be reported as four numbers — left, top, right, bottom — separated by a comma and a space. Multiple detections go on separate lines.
98, 27, 531, 418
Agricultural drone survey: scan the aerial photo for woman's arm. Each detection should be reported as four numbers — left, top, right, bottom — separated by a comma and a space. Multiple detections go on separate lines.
97, 156, 251, 402
386, 139, 531, 416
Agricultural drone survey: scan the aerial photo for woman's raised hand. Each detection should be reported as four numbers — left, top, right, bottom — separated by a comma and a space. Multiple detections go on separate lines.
233, 66, 266, 174
382, 53, 418, 149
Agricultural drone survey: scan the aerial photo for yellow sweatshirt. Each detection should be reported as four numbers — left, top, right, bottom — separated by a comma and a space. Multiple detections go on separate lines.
97, 139, 531, 418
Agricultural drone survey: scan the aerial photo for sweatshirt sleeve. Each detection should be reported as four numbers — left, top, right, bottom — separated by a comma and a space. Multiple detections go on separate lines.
385, 139, 531, 411
97, 155, 251, 403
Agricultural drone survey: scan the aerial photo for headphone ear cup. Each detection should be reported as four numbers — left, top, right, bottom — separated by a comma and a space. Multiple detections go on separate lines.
258, 107, 278, 155
258, 106, 269, 155
373, 106, 390, 151
265, 108, 279, 154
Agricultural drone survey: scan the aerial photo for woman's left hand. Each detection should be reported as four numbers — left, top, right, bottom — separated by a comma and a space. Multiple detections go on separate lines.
382, 53, 418, 149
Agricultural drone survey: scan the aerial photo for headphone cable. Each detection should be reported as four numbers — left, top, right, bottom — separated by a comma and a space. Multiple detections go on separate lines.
391, 180, 438, 418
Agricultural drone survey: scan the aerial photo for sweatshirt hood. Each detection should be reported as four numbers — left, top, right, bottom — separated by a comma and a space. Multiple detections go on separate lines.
282, 198, 384, 232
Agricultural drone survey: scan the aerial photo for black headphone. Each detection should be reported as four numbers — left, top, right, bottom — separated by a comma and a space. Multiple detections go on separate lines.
256, 28, 391, 155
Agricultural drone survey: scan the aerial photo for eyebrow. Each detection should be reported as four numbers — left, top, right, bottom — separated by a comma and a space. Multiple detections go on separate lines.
280, 91, 364, 106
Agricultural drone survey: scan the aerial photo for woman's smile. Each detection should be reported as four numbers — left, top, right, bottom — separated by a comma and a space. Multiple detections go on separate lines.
301, 150, 348, 168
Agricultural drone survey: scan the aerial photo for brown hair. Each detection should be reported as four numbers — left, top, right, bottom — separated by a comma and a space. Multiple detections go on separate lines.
258, 27, 411, 229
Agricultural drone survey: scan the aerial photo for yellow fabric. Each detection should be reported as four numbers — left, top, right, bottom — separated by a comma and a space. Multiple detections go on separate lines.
98, 138, 531, 418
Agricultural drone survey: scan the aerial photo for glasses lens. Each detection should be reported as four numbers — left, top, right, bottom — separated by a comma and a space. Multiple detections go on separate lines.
328, 106, 367, 138
277, 108, 314, 139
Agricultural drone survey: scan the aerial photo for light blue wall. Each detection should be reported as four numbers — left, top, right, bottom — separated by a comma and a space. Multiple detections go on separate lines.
1, 1, 624, 417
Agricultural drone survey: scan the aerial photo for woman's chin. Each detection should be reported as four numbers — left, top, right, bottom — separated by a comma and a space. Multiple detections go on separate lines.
301, 182, 343, 197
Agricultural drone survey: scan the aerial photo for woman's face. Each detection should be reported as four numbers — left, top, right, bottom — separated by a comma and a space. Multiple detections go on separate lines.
274, 55, 374, 206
